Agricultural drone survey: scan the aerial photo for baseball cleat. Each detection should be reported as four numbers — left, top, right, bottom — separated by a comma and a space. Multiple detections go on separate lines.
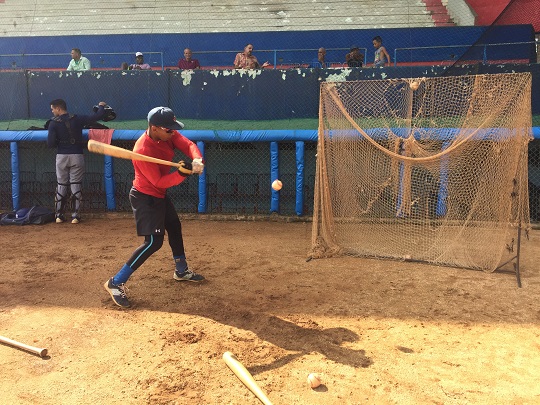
103, 278, 131, 308
173, 269, 205, 282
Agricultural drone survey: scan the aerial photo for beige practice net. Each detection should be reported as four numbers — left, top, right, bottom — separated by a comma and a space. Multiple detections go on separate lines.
311, 73, 532, 272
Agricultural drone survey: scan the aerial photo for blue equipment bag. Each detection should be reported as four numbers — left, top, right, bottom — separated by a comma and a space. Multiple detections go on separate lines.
0, 206, 55, 225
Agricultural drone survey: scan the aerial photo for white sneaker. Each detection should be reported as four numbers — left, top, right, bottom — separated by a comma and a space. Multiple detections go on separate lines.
56, 217, 64, 224
71, 217, 80, 224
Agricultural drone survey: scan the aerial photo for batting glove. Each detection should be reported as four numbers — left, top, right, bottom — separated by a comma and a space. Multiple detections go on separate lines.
178, 160, 193, 177
192, 157, 204, 174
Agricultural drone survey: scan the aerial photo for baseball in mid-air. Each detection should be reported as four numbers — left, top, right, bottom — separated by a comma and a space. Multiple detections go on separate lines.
272, 179, 282, 191
410, 81, 420, 91
307, 373, 321, 388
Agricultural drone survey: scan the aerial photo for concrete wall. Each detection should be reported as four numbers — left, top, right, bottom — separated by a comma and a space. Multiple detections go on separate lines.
447, 0, 477, 26
0, 0, 434, 36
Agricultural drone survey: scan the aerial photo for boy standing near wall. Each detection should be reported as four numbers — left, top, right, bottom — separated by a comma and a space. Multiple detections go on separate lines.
373, 36, 391, 67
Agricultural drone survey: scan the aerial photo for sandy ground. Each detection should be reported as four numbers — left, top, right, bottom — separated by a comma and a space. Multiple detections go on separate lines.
1, 215, 539, 405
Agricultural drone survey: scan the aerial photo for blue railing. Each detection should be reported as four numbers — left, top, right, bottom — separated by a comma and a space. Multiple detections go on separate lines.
191, 47, 369, 69
0, 48, 370, 70
393, 41, 536, 66
3, 42, 533, 70
0, 51, 165, 71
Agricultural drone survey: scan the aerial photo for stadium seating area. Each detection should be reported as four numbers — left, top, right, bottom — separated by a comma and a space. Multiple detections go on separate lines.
0, 0, 439, 36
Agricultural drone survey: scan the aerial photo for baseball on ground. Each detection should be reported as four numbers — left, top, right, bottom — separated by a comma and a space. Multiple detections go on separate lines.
272, 179, 282, 191
307, 373, 322, 388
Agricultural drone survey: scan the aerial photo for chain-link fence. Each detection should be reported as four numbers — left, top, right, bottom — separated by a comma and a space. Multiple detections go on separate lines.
1, 137, 539, 223
0, 0, 539, 223
0, 137, 319, 217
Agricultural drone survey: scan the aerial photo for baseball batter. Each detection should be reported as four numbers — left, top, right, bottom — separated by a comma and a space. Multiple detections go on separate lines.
103, 106, 205, 308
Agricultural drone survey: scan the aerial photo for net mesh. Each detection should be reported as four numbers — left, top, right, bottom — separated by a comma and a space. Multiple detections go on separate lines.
311, 72, 532, 271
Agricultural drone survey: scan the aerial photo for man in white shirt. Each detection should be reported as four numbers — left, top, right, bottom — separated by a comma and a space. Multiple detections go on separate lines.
67, 48, 91, 71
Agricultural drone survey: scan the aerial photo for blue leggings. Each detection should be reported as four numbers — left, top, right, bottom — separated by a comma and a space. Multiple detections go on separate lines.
114, 193, 186, 284
127, 234, 165, 271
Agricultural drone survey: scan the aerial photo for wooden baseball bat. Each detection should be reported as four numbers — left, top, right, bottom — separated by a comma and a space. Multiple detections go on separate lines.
87, 140, 183, 168
0, 335, 48, 357
223, 351, 273, 405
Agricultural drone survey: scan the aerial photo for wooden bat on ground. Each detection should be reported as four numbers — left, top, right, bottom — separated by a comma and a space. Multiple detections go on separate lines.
0, 335, 48, 357
223, 351, 273, 405
87, 140, 183, 169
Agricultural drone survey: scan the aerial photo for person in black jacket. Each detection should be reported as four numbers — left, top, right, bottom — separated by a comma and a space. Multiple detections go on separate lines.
47, 99, 107, 224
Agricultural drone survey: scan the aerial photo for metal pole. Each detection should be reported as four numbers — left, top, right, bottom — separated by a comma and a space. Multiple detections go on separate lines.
515, 223, 522, 287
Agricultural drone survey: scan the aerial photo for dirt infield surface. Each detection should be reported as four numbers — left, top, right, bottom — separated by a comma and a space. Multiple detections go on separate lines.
1, 215, 539, 405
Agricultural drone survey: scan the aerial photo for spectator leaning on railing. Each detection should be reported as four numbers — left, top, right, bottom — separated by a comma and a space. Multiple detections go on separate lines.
234, 44, 270, 69
310, 47, 329, 68
67, 48, 91, 71
129, 52, 151, 70
345, 45, 364, 67
178, 48, 201, 69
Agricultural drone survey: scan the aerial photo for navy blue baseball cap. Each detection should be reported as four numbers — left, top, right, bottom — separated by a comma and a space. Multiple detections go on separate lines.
147, 106, 184, 130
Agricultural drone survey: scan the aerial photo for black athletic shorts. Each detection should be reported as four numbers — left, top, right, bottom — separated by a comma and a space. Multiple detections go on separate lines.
129, 187, 167, 236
